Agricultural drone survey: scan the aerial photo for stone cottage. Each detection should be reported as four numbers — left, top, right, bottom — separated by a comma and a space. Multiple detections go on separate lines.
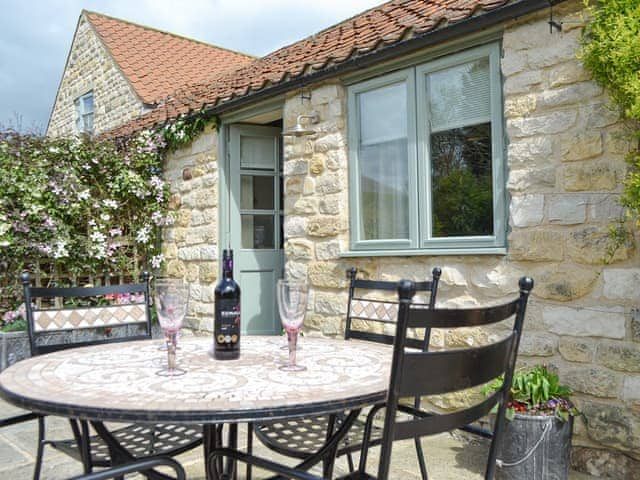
53, 0, 640, 476
47, 10, 253, 137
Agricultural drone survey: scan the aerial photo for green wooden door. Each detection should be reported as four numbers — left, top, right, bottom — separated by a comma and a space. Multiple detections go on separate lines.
229, 125, 283, 335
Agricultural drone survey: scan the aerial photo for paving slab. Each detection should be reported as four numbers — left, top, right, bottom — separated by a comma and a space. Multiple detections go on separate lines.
0, 399, 596, 479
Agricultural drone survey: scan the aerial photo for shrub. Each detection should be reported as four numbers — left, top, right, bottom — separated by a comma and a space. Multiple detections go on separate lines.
0, 130, 171, 325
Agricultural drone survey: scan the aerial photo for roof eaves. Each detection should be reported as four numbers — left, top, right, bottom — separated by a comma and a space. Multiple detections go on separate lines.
207, 0, 565, 116
106, 0, 567, 140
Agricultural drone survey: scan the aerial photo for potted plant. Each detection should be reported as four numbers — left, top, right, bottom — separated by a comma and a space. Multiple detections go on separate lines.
484, 365, 579, 480
0, 303, 29, 371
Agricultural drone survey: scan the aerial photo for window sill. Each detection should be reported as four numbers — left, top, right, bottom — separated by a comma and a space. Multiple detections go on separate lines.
340, 247, 507, 257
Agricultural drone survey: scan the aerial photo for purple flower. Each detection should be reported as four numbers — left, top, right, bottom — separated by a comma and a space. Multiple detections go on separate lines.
43, 216, 56, 229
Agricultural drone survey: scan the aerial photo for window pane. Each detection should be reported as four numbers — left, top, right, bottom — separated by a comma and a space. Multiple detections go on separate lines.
241, 175, 274, 210
83, 94, 94, 114
357, 80, 409, 241
359, 82, 407, 144
429, 58, 490, 132
83, 113, 94, 132
430, 123, 493, 237
359, 139, 409, 240
241, 214, 275, 249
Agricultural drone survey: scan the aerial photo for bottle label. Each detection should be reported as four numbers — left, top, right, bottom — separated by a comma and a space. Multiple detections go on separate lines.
215, 298, 240, 346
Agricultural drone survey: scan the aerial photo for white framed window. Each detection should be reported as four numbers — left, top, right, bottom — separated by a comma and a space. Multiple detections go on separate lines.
74, 91, 94, 134
347, 43, 505, 253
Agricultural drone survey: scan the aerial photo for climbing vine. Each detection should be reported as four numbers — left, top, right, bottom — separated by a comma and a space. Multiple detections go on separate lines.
161, 111, 218, 152
580, 0, 640, 256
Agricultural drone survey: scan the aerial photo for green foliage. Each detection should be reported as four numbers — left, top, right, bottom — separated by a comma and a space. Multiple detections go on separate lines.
581, 0, 640, 121
0, 130, 171, 326
1, 318, 26, 332
483, 365, 578, 422
580, 0, 640, 246
432, 168, 493, 237
161, 112, 218, 152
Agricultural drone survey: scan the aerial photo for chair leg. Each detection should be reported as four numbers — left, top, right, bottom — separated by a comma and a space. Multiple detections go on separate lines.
246, 423, 253, 480
414, 437, 428, 480
346, 451, 355, 473
80, 421, 93, 474
69, 419, 92, 474
486, 402, 507, 480
32, 416, 46, 480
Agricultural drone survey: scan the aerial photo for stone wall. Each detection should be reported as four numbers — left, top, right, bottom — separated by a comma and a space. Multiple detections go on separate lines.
47, 13, 144, 137
280, 1, 639, 476
162, 125, 219, 332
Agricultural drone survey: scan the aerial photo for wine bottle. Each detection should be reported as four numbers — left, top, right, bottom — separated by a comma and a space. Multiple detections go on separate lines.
214, 249, 241, 360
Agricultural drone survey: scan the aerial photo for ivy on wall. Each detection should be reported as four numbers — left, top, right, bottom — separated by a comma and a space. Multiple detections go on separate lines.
580, 0, 640, 253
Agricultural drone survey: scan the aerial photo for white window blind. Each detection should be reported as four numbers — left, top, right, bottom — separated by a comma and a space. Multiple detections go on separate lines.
428, 57, 490, 132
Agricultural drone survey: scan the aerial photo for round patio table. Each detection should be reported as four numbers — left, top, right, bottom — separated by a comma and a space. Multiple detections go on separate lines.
0, 335, 392, 479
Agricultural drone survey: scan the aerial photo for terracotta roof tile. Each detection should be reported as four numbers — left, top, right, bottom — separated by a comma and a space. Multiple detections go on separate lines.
108, 0, 537, 138
84, 10, 254, 105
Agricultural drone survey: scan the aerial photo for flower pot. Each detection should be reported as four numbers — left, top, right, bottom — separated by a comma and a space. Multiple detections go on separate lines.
0, 330, 29, 371
496, 413, 573, 480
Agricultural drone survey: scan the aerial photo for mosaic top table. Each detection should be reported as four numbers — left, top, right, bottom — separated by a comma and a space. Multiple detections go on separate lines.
0, 335, 393, 479
0, 336, 392, 423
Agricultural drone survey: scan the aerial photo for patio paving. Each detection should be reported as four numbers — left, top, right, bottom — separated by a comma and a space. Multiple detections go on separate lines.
0, 398, 595, 479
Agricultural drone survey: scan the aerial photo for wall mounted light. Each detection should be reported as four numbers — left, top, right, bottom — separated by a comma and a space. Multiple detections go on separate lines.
282, 112, 319, 137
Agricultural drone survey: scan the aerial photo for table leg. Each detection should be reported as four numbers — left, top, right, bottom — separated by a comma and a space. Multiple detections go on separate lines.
204, 424, 238, 480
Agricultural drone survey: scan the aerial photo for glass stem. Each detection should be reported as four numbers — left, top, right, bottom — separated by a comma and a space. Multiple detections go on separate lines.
167, 333, 177, 370
287, 330, 298, 367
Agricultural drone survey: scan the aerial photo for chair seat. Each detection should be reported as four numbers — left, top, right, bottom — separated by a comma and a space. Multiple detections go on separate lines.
254, 412, 383, 459
50, 423, 203, 467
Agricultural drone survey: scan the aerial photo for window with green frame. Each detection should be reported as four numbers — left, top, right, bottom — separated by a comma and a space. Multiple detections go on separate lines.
347, 43, 506, 253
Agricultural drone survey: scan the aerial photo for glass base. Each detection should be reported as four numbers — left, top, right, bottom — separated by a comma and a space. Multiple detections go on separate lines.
278, 364, 307, 372
155, 367, 186, 377
157, 343, 181, 351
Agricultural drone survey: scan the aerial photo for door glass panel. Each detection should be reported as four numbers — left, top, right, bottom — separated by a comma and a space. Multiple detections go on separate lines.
241, 175, 274, 210
240, 136, 276, 169
241, 214, 275, 249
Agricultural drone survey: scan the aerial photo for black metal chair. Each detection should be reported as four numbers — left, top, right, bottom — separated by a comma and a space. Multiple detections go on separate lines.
21, 272, 202, 480
209, 276, 534, 480
68, 456, 186, 480
251, 267, 441, 479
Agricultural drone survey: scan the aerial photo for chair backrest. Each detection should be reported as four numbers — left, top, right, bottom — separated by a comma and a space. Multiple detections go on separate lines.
376, 277, 534, 480
344, 267, 441, 351
21, 272, 152, 356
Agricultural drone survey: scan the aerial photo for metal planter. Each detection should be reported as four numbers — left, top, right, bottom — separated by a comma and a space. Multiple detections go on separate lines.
0, 330, 29, 371
496, 413, 573, 480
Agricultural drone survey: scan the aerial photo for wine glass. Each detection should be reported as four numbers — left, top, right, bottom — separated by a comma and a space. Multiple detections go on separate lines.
277, 279, 308, 372
154, 278, 189, 376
